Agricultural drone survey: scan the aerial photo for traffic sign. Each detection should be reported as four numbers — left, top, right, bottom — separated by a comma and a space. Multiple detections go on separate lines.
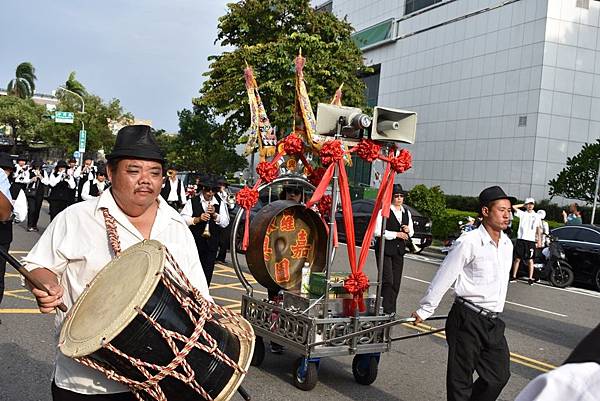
78, 130, 87, 153
54, 111, 74, 124
73, 151, 81, 159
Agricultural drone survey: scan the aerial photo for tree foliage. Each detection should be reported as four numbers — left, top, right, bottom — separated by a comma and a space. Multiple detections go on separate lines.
0, 95, 44, 151
6, 62, 37, 99
198, 0, 369, 141
159, 105, 247, 175
37, 94, 133, 156
549, 139, 600, 204
407, 184, 447, 221
65, 71, 87, 97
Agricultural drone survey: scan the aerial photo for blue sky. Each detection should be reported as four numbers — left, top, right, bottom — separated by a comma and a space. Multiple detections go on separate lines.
0, 0, 230, 131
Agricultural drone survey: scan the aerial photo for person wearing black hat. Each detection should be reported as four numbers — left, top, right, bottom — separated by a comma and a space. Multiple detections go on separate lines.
181, 175, 230, 285
374, 183, 414, 314
25, 160, 49, 231
47, 160, 76, 221
215, 176, 233, 263
80, 166, 109, 201
74, 155, 97, 202
279, 182, 304, 203
411, 185, 515, 401
13, 155, 30, 193
22, 125, 211, 399
0, 152, 27, 306
160, 164, 186, 210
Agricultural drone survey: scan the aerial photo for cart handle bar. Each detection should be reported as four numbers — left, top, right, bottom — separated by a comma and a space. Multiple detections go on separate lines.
308, 315, 448, 347
390, 328, 446, 342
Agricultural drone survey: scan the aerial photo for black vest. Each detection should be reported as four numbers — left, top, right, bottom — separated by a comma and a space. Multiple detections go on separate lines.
89, 182, 110, 197
563, 323, 600, 366
189, 196, 221, 250
49, 173, 74, 202
26, 170, 46, 198
77, 168, 96, 202
0, 183, 22, 244
379, 207, 410, 256
161, 179, 183, 204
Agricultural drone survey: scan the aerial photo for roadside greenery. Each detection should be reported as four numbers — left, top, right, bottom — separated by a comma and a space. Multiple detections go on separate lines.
549, 139, 600, 204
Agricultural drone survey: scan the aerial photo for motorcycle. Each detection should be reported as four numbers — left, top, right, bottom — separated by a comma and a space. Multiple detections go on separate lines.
516, 235, 574, 288
441, 218, 477, 254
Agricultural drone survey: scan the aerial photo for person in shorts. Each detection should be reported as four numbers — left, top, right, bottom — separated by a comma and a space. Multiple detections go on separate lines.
510, 198, 541, 285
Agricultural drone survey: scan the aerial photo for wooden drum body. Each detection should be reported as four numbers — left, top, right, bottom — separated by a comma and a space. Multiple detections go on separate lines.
59, 240, 254, 401
246, 200, 327, 292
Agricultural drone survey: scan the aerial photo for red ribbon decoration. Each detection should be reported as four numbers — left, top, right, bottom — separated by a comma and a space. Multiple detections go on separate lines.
320, 140, 345, 166
283, 133, 304, 156
389, 148, 413, 173
308, 166, 326, 187
256, 161, 278, 183
355, 139, 381, 163
317, 195, 332, 219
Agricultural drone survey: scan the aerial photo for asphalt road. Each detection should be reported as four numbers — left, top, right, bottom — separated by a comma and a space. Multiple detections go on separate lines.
1, 204, 599, 401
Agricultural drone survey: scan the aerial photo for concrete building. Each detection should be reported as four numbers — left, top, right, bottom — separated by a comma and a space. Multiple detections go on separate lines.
318, 0, 600, 201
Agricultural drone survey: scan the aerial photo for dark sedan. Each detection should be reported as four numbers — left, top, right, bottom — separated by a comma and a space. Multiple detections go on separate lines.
551, 224, 600, 291
336, 199, 433, 253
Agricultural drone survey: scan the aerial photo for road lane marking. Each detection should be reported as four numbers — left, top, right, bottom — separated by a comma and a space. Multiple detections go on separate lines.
0, 309, 48, 314
404, 276, 568, 318
3, 290, 36, 302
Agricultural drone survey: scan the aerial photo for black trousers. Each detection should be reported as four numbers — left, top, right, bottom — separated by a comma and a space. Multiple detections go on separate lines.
49, 200, 70, 221
376, 252, 405, 314
216, 225, 231, 261
197, 244, 218, 286
445, 302, 510, 401
27, 194, 44, 228
52, 382, 136, 401
0, 242, 9, 305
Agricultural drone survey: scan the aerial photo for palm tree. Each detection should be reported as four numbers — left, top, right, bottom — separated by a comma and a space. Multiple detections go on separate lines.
65, 71, 87, 97
7, 62, 37, 98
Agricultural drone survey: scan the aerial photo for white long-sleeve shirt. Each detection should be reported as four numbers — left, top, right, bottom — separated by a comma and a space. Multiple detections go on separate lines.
23, 190, 211, 395
48, 172, 76, 189
374, 204, 414, 240
0, 169, 12, 209
13, 164, 30, 185
415, 224, 513, 320
80, 179, 107, 201
164, 177, 186, 203
180, 194, 230, 228
515, 363, 600, 401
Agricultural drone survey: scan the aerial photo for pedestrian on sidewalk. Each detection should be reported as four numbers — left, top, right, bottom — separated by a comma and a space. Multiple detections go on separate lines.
511, 198, 541, 285
411, 185, 515, 401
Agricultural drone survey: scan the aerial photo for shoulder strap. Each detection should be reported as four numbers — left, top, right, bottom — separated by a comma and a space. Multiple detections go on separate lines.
101, 208, 121, 257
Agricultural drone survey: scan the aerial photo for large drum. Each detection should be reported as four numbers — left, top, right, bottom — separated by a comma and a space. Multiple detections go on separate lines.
246, 200, 327, 291
59, 240, 254, 401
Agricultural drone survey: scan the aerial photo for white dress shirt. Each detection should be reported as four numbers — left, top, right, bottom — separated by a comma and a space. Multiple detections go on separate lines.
23, 190, 211, 395
0, 169, 13, 208
164, 177, 186, 203
80, 179, 107, 201
416, 224, 513, 320
180, 194, 230, 228
374, 204, 414, 240
48, 172, 76, 189
515, 362, 600, 401
13, 164, 31, 185
74, 165, 95, 181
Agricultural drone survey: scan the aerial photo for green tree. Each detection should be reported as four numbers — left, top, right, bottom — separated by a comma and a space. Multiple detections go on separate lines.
37, 94, 133, 156
199, 0, 369, 141
65, 71, 87, 97
549, 139, 600, 204
0, 96, 44, 153
162, 105, 247, 175
407, 184, 447, 221
6, 62, 37, 99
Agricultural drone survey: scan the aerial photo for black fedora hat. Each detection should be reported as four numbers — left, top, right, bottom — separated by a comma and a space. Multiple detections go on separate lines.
0, 152, 14, 170
107, 125, 164, 163
392, 184, 408, 195
56, 160, 68, 169
16, 155, 27, 162
478, 186, 516, 207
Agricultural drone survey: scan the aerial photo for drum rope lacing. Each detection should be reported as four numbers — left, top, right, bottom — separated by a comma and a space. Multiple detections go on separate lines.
74, 208, 253, 401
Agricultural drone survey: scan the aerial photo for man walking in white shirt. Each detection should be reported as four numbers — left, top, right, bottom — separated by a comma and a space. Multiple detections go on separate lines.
411, 185, 515, 401
511, 198, 541, 285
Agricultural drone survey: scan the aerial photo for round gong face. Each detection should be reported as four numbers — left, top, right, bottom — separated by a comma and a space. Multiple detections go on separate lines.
246, 200, 326, 291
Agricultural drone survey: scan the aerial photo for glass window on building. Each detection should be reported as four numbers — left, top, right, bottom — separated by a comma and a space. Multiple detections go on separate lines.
405, 0, 443, 15
352, 19, 394, 49
361, 64, 381, 108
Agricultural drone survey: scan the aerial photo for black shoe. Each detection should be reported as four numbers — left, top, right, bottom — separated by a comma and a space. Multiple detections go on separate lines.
509, 277, 517, 282
27, 227, 35, 232
528, 278, 535, 285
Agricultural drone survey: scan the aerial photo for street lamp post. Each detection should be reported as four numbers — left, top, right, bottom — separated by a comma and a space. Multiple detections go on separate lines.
54, 86, 85, 166
592, 158, 600, 224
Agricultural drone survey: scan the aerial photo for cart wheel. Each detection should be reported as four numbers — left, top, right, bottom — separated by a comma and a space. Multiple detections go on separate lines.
292, 357, 318, 391
352, 355, 379, 385
251, 336, 265, 367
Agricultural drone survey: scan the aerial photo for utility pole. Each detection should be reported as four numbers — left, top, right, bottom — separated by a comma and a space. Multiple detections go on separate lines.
592, 158, 600, 224
54, 87, 86, 166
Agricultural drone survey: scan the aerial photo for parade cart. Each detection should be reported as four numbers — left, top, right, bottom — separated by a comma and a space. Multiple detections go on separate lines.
228, 56, 446, 391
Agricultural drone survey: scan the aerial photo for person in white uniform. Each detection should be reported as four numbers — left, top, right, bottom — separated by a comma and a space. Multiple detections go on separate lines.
23, 125, 211, 401
411, 185, 515, 401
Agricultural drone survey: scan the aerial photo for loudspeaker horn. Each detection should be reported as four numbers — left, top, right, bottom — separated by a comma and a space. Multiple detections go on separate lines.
370, 106, 417, 144
315, 103, 371, 137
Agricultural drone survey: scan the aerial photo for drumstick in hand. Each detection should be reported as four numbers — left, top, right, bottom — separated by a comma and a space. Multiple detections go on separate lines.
0, 247, 68, 312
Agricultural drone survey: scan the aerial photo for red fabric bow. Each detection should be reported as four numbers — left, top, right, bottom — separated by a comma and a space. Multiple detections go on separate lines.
283, 133, 304, 156
355, 139, 381, 163
390, 149, 412, 173
320, 140, 345, 166
256, 161, 278, 183
317, 195, 333, 219
308, 166, 326, 187
236, 186, 259, 210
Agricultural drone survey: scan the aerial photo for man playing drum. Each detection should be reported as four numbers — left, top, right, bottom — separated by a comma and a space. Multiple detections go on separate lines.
23, 125, 211, 401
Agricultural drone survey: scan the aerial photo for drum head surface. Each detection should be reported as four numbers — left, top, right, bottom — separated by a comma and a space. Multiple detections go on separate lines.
60, 240, 165, 358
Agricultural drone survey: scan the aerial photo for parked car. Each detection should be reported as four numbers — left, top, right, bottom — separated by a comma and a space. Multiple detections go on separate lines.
551, 224, 600, 291
335, 199, 433, 253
